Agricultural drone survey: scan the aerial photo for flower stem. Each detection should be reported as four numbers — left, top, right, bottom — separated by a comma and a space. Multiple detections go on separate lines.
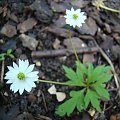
100, 5, 120, 13
67, 30, 79, 62
38, 79, 84, 87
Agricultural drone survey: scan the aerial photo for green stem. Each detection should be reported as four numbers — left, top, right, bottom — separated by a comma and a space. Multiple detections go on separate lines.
38, 79, 85, 87
100, 5, 120, 13
67, 30, 79, 62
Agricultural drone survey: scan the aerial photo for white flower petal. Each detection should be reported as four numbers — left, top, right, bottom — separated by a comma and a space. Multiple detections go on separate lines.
26, 71, 39, 78
19, 87, 24, 95
13, 62, 18, 69
18, 60, 26, 72
25, 64, 35, 74
12, 82, 19, 93
10, 83, 15, 92
5, 70, 18, 81
6, 79, 14, 83
7, 66, 14, 71
25, 83, 32, 92
28, 81, 36, 87
17, 81, 25, 94
66, 9, 71, 16
26, 76, 38, 82
25, 78, 36, 88
71, 7, 74, 12
75, 9, 81, 14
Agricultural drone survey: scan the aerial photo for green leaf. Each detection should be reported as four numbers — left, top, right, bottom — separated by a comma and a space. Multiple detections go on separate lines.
76, 90, 85, 111
87, 63, 94, 83
92, 84, 110, 100
7, 49, 12, 54
0, 53, 6, 57
84, 89, 90, 108
88, 65, 112, 83
76, 61, 87, 74
84, 89, 101, 112
89, 92, 101, 112
0, 57, 5, 61
55, 95, 77, 116
8, 54, 15, 59
76, 66, 85, 85
56, 89, 85, 116
93, 74, 112, 85
88, 65, 111, 83
63, 65, 77, 81
63, 64, 85, 86
0, 54, 5, 61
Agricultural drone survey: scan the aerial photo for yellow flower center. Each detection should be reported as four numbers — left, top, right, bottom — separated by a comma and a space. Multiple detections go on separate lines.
17, 72, 25, 80
73, 14, 78, 20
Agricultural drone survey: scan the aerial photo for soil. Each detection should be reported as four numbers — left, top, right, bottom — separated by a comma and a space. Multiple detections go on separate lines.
0, 0, 120, 120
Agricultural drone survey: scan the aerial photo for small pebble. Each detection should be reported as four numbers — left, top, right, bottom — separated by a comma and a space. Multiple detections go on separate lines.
27, 94, 37, 103
1, 24, 17, 38
36, 61, 41, 67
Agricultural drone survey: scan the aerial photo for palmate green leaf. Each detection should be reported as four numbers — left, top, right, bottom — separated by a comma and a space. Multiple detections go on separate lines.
55, 97, 77, 116
70, 89, 85, 112
92, 84, 110, 100
92, 66, 111, 81
63, 65, 77, 83
56, 89, 85, 116
63, 64, 85, 86
87, 63, 94, 83
76, 94, 85, 111
76, 61, 87, 74
93, 73, 112, 85
76, 66, 85, 86
84, 89, 101, 112
87, 65, 112, 84
84, 89, 90, 108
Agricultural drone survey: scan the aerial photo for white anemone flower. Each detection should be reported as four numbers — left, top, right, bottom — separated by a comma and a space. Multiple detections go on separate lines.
64, 7, 87, 28
5, 59, 39, 95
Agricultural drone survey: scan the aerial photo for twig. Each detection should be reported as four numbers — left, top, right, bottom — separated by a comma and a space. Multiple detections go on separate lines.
1, 60, 5, 83
31, 47, 99, 58
94, 40, 120, 97
41, 90, 48, 112
34, 115, 52, 120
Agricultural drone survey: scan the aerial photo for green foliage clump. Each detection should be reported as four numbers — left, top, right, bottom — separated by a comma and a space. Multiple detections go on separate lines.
55, 61, 112, 116
0, 49, 14, 61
